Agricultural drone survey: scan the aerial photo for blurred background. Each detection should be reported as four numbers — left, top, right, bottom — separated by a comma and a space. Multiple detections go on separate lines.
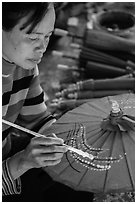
38, 3, 135, 201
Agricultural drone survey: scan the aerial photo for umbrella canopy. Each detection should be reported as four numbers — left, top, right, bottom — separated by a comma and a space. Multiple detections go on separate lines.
42, 93, 135, 194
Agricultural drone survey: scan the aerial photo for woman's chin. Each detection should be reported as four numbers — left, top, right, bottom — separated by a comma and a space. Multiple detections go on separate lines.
14, 57, 42, 69
18, 60, 38, 70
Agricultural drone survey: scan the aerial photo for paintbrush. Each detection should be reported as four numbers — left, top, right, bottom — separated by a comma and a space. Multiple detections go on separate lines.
2, 119, 94, 160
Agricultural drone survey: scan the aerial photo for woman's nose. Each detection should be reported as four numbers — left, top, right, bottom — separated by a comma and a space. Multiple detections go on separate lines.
35, 39, 48, 53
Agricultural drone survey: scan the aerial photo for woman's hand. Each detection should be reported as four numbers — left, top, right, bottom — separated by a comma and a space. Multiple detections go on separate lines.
22, 134, 67, 169
8, 134, 68, 180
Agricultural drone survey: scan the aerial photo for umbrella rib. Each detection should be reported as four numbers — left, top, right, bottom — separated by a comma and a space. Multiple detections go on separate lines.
102, 132, 115, 193
87, 130, 109, 146
86, 127, 103, 136
56, 122, 100, 125
58, 128, 80, 176
87, 102, 108, 114
69, 111, 104, 118
126, 131, 134, 143
121, 132, 135, 189
86, 123, 101, 130
58, 159, 76, 176
86, 131, 104, 143
76, 168, 89, 188
56, 120, 102, 124
86, 130, 103, 140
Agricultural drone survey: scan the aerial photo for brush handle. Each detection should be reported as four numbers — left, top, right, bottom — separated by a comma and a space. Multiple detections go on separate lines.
2, 119, 45, 138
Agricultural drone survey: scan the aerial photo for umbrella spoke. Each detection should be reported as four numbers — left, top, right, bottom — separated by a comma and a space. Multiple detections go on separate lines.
103, 131, 129, 192
102, 131, 116, 192
56, 118, 102, 124
64, 124, 86, 173
69, 111, 104, 118
87, 102, 109, 114
124, 131, 134, 142
87, 130, 110, 148
86, 128, 103, 140
83, 123, 101, 134
76, 168, 89, 188
78, 103, 108, 117
121, 132, 135, 189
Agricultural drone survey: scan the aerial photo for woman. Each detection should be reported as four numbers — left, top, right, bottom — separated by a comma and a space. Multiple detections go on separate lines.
2, 1, 67, 199
2, 2, 94, 201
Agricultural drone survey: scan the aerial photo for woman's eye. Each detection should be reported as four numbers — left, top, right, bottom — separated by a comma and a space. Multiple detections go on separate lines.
29, 37, 39, 41
45, 36, 50, 40
27, 35, 39, 41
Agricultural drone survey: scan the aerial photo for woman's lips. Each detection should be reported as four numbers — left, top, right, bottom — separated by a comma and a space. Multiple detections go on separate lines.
28, 58, 41, 63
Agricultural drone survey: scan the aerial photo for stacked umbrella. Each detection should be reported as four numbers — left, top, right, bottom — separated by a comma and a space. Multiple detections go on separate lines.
49, 74, 134, 112
56, 77, 135, 99
50, 9, 135, 113
78, 44, 134, 79
79, 9, 135, 79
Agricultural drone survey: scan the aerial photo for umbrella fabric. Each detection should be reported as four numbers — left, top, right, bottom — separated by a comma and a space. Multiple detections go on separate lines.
41, 93, 135, 194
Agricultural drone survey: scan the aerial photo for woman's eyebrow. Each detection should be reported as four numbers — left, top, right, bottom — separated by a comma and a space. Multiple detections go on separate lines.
31, 30, 54, 35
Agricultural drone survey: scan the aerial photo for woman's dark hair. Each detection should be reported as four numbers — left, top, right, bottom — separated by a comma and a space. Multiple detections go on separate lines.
2, 2, 53, 33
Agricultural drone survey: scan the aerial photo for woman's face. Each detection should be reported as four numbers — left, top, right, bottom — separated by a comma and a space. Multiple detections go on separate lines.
2, 6, 55, 69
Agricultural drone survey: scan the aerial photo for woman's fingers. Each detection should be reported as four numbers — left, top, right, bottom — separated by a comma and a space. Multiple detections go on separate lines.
31, 135, 64, 146
33, 152, 64, 167
42, 159, 62, 167
35, 152, 64, 162
31, 145, 67, 154
23, 134, 68, 169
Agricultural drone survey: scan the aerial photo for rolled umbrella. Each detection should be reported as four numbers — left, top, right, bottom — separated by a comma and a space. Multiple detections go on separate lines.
62, 78, 135, 94
85, 29, 135, 53
86, 61, 131, 78
55, 73, 134, 97
82, 78, 135, 91
69, 43, 134, 69
41, 93, 135, 194
67, 90, 131, 100
52, 50, 134, 77
79, 46, 128, 68
101, 50, 135, 62
49, 98, 95, 111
